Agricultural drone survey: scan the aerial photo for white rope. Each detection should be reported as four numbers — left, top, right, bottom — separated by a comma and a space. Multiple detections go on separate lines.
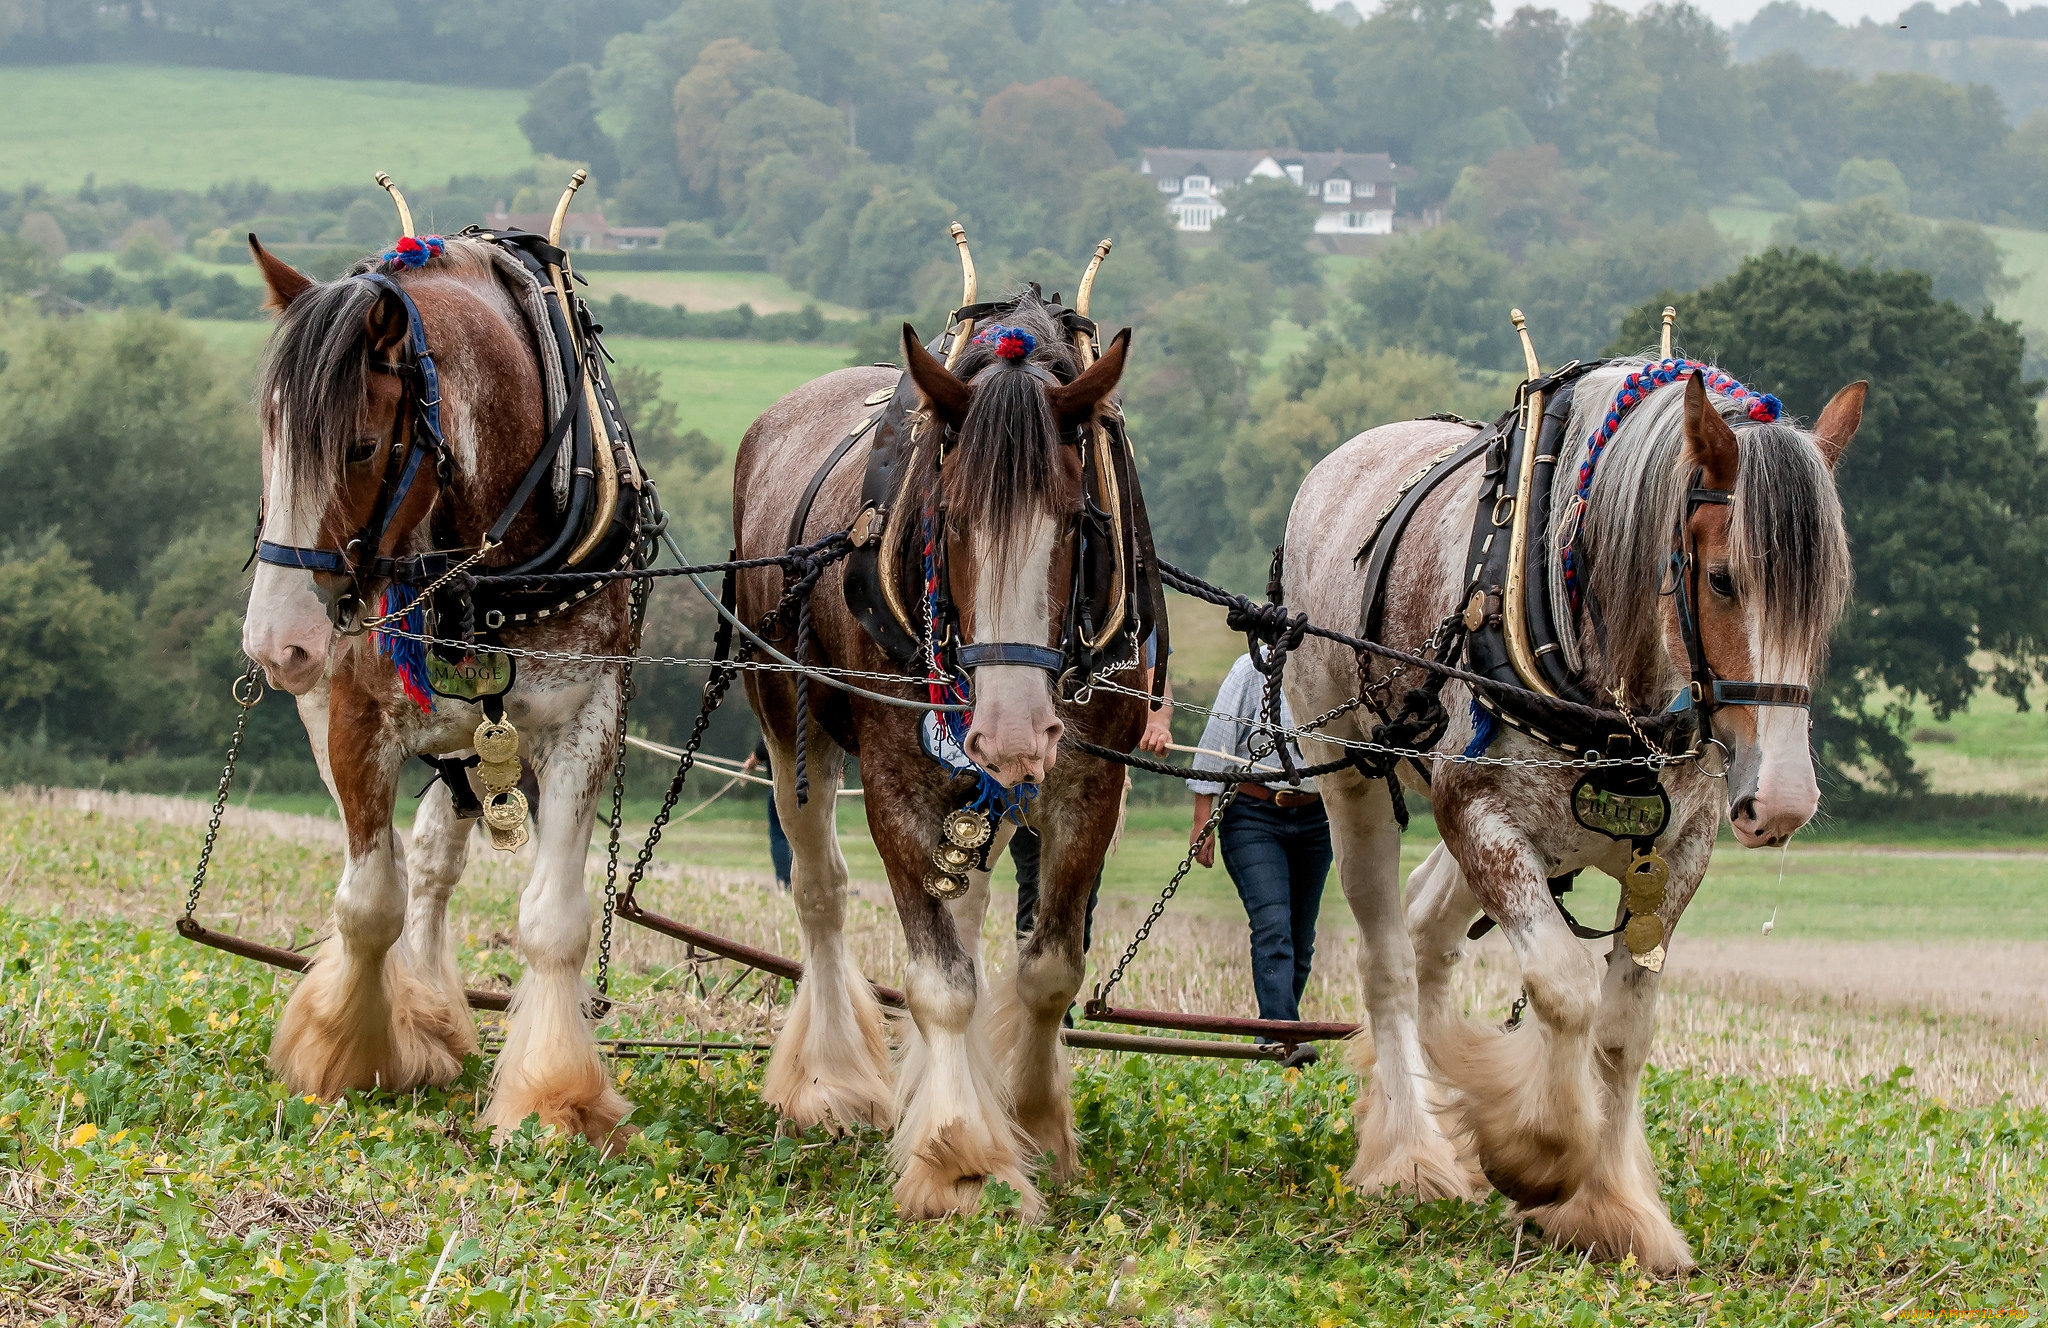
622, 734, 864, 798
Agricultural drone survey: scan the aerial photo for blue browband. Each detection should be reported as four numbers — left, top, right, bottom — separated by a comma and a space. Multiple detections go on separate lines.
255, 268, 446, 579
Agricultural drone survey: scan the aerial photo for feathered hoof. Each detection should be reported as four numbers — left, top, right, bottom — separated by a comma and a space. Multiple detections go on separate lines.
481, 1078, 634, 1154
270, 941, 473, 1099
1522, 1181, 1696, 1276
766, 1075, 894, 1135
893, 1121, 1043, 1221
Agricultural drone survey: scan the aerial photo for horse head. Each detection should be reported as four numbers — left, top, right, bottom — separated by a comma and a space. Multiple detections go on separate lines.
1673, 369, 1863, 845
1557, 361, 1864, 848
242, 235, 539, 695
900, 298, 1131, 787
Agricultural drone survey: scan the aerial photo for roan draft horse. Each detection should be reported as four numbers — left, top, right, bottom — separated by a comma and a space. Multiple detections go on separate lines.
239, 208, 651, 1148
732, 278, 1151, 1218
1283, 342, 1863, 1272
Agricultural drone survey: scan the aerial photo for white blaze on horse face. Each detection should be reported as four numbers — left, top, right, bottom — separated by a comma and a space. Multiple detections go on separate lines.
962, 513, 1062, 787
243, 429, 334, 695
1728, 632, 1819, 848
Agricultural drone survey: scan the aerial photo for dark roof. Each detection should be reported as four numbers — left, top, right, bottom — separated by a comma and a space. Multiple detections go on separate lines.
1139, 148, 1412, 186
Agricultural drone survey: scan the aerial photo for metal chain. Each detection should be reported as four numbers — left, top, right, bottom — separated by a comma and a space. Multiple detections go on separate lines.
183, 664, 265, 921
1089, 783, 1239, 1014
593, 576, 651, 1006
1082, 675, 1680, 772
356, 540, 501, 630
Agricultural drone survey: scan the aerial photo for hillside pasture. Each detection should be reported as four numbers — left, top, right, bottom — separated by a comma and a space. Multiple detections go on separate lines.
0, 65, 536, 191
1, 786, 2043, 1322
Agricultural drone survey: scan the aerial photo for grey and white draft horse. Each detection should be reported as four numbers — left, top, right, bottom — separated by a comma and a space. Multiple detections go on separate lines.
1282, 360, 1864, 1270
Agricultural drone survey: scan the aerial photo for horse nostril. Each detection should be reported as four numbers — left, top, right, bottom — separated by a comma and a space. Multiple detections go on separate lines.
1730, 796, 1758, 825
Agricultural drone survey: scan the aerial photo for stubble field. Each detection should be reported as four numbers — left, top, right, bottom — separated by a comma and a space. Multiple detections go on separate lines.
1, 784, 2043, 1325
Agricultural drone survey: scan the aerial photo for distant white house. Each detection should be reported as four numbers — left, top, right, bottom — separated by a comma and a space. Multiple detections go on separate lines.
1138, 148, 1410, 236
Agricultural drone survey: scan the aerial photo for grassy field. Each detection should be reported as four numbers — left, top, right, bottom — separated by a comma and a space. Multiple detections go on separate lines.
581, 271, 863, 321
600, 337, 858, 452
0, 65, 535, 191
1, 788, 2043, 1323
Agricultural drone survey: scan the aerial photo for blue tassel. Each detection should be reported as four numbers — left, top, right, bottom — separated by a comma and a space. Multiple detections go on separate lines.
374, 586, 433, 712
1460, 699, 1496, 760
969, 772, 1037, 824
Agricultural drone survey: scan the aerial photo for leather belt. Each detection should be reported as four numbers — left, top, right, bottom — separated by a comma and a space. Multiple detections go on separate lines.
1233, 781, 1322, 809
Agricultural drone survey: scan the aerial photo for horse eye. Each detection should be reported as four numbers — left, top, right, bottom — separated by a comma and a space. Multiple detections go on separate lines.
345, 436, 379, 465
1707, 567, 1737, 599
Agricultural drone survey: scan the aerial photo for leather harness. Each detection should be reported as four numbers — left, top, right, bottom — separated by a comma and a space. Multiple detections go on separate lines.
793, 296, 1170, 704
253, 230, 655, 644
1357, 361, 1812, 765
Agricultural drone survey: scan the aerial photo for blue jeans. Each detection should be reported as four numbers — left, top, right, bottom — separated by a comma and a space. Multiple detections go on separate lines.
1218, 798, 1333, 1026
765, 791, 792, 887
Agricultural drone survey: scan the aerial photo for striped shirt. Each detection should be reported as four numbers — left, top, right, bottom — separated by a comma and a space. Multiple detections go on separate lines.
1185, 654, 1317, 796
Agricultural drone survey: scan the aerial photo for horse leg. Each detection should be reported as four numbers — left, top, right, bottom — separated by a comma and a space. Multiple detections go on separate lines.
271, 687, 463, 1096
1518, 944, 1694, 1272
481, 680, 631, 1148
394, 777, 481, 1065
1326, 771, 1479, 1198
761, 734, 893, 1131
988, 803, 1103, 1182
1426, 807, 1605, 1214
879, 812, 1034, 1219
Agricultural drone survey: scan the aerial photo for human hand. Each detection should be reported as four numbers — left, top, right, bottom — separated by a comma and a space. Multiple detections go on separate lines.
1193, 829, 1215, 869
1138, 712, 1173, 755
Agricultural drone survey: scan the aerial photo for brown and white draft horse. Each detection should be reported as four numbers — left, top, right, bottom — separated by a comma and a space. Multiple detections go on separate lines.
240, 236, 637, 1146
732, 294, 1139, 1217
1283, 360, 1864, 1271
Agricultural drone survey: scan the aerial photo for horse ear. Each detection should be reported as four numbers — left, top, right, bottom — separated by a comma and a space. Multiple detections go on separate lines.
1047, 327, 1131, 425
248, 234, 313, 312
364, 289, 409, 356
1681, 369, 1740, 491
1811, 380, 1866, 470
903, 323, 970, 427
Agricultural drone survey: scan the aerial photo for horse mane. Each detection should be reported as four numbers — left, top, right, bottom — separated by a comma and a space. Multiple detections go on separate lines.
1546, 356, 1851, 700
257, 238, 504, 515
931, 292, 1080, 570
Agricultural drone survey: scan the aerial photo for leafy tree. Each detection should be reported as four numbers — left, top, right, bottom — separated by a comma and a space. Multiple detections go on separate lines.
978, 78, 1123, 201
1516, 214, 1733, 362
840, 175, 957, 312
1742, 52, 1856, 199
520, 63, 621, 187
1344, 223, 1515, 368
1218, 342, 1504, 588
1833, 157, 1910, 211
1846, 73, 2009, 218
1445, 144, 1591, 257
1216, 177, 1319, 287
673, 39, 797, 202
1614, 249, 2048, 787
0, 539, 137, 753
0, 311, 251, 592
1769, 199, 2010, 311
1496, 5, 1569, 139
712, 88, 846, 217
1063, 169, 1184, 328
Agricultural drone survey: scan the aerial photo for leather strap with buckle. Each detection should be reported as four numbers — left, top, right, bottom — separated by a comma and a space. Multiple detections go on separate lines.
1233, 781, 1322, 809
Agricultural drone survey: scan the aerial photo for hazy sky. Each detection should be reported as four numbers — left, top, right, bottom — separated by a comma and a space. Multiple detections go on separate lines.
1311, 0, 1913, 29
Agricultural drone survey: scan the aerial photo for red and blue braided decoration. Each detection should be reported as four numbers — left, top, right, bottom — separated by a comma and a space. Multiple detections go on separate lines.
381, 234, 446, 269
972, 324, 1036, 361
374, 584, 434, 712
1560, 359, 1781, 612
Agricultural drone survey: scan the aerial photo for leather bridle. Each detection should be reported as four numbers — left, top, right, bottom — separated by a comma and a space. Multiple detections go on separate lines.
925, 354, 1127, 691
254, 273, 451, 629
1664, 466, 1813, 767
